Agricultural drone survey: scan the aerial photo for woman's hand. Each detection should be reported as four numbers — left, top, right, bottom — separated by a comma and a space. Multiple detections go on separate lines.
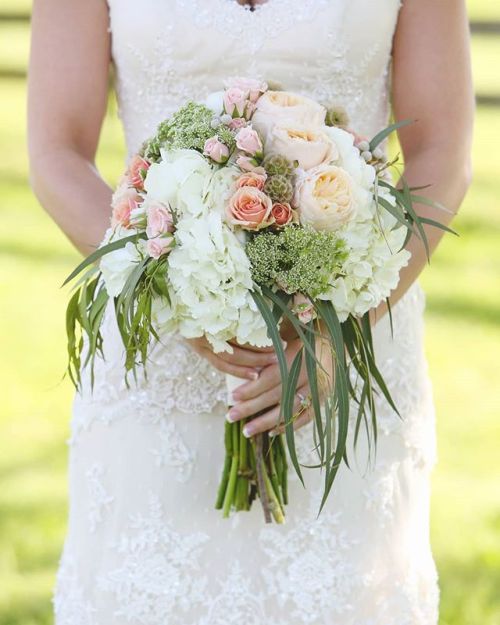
187, 336, 282, 381
226, 337, 332, 438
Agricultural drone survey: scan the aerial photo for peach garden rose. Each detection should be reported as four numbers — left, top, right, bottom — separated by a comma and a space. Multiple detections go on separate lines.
235, 171, 267, 190
226, 187, 274, 230
265, 124, 337, 171
296, 164, 356, 231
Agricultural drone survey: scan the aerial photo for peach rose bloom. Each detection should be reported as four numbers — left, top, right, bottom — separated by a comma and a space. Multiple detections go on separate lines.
265, 125, 337, 171
271, 202, 294, 226
227, 187, 273, 230
235, 171, 267, 191
111, 188, 141, 228
296, 165, 356, 231
128, 155, 150, 191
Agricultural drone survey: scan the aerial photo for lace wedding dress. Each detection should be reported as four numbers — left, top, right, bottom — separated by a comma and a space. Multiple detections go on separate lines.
53, 1, 440, 623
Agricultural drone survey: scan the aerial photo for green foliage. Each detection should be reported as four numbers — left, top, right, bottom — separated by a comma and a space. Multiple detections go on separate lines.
247, 225, 347, 297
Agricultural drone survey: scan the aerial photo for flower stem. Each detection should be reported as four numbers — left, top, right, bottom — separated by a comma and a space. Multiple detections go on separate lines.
222, 421, 240, 518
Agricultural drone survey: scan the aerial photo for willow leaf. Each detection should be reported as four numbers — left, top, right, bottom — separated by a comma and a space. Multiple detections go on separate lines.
369, 119, 413, 152
283, 348, 304, 485
62, 233, 147, 286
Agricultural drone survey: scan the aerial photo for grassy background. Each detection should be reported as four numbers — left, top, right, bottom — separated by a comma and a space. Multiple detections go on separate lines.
0, 2, 499, 624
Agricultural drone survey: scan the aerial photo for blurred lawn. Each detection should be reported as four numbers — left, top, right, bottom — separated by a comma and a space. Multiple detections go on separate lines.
0, 3, 500, 625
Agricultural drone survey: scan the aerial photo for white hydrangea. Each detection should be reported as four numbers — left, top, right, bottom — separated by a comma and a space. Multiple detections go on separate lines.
99, 226, 144, 298
144, 148, 212, 217
166, 211, 268, 352
319, 160, 411, 319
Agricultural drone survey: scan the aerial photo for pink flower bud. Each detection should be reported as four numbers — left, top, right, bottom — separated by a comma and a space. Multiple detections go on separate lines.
146, 235, 174, 259
203, 136, 230, 164
146, 203, 174, 239
235, 127, 263, 156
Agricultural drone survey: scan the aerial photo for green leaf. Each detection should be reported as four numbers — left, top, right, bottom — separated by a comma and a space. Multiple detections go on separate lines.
369, 119, 414, 152
251, 289, 289, 412
62, 233, 147, 286
304, 322, 325, 464
283, 347, 304, 485
418, 217, 458, 236
376, 195, 416, 237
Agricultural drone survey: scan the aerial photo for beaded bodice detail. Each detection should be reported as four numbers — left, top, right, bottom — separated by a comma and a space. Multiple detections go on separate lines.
107, 0, 402, 156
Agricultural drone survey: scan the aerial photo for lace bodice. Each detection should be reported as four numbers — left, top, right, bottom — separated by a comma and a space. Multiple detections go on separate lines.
108, 0, 402, 156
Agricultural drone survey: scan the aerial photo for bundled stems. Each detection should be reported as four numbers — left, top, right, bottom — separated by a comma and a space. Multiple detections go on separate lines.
215, 416, 287, 523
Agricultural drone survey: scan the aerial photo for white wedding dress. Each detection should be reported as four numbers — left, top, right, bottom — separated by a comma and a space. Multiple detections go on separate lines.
53, 1, 440, 623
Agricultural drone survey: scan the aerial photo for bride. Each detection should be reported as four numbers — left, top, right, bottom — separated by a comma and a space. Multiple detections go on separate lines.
27, 0, 473, 623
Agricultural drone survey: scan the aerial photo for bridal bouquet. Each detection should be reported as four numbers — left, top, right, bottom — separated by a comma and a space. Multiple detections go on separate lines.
65, 78, 450, 523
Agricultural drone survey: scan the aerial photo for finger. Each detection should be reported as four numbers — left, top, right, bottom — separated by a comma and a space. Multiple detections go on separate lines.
217, 345, 279, 368
227, 384, 282, 422
241, 386, 311, 437
229, 340, 284, 354
233, 358, 308, 402
230, 363, 282, 402
203, 350, 259, 381
242, 404, 282, 438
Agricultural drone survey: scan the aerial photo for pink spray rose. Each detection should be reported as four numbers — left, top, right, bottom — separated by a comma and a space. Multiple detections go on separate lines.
228, 117, 247, 131
235, 127, 263, 156
146, 235, 174, 259
293, 294, 316, 324
227, 77, 268, 103
235, 155, 266, 175
203, 136, 230, 164
235, 171, 267, 191
111, 188, 141, 228
271, 202, 294, 226
223, 87, 248, 118
226, 187, 274, 230
127, 155, 150, 191
146, 203, 174, 239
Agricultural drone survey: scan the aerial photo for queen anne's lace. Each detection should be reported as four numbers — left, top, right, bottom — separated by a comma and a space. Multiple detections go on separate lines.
56, 1, 439, 623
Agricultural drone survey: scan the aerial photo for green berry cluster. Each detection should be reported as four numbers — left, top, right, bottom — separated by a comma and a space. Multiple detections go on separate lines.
264, 175, 294, 203
262, 155, 296, 203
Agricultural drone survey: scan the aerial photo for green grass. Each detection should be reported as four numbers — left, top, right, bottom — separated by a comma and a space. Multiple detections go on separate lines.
0, 12, 500, 625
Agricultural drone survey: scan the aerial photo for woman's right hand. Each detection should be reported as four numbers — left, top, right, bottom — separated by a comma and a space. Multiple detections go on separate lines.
187, 337, 281, 381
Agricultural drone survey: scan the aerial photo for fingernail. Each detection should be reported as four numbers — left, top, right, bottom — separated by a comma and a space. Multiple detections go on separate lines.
282, 341, 288, 350
226, 409, 239, 423
248, 371, 259, 380
269, 430, 278, 438
231, 391, 241, 402
242, 425, 253, 438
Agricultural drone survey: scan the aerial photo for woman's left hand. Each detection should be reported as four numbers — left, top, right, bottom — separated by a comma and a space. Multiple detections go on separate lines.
226, 337, 321, 438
